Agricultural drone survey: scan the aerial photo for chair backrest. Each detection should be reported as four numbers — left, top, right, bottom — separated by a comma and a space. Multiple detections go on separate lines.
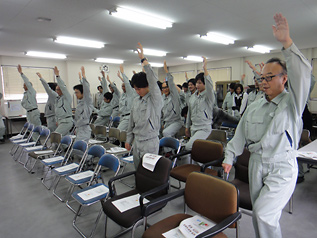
113, 116, 120, 123
39, 128, 50, 146
175, 126, 186, 139
159, 137, 180, 152
185, 172, 239, 228
94, 125, 108, 139
20, 122, 29, 135
50, 132, 62, 144
31, 126, 43, 143
61, 135, 73, 146
191, 140, 223, 164
206, 129, 227, 144
119, 131, 127, 143
33, 126, 43, 134
299, 129, 311, 148
135, 156, 172, 198
87, 145, 106, 158
98, 154, 120, 174
108, 128, 120, 140
234, 148, 250, 184
72, 140, 88, 153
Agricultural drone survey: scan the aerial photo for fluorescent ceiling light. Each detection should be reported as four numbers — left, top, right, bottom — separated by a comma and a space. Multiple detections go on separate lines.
54, 36, 104, 48
95, 58, 124, 64
247, 45, 271, 54
26, 51, 66, 59
149, 62, 163, 67
110, 7, 173, 29
133, 48, 167, 57
183, 56, 203, 62
200, 32, 235, 45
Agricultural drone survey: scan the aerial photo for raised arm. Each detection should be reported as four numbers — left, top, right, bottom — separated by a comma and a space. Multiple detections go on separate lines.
107, 75, 121, 98
164, 61, 180, 103
54, 66, 72, 102
36, 72, 58, 98
81, 66, 93, 105
120, 65, 136, 98
202, 57, 215, 105
100, 71, 108, 93
18, 65, 36, 95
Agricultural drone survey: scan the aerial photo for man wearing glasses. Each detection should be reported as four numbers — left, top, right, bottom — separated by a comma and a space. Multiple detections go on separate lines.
222, 13, 311, 238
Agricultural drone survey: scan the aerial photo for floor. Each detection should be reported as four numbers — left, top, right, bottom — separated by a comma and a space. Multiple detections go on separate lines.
0, 141, 316, 238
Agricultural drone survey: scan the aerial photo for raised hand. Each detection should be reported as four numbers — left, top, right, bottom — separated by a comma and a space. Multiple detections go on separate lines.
245, 60, 256, 71
17, 64, 22, 74
202, 56, 209, 76
54, 66, 59, 76
36, 72, 42, 78
117, 70, 123, 81
106, 75, 111, 83
119, 64, 124, 74
81, 66, 85, 78
163, 61, 169, 74
272, 13, 292, 48
78, 72, 82, 80
185, 72, 188, 80
101, 70, 105, 78
136, 42, 144, 59
132, 70, 137, 75
98, 76, 101, 82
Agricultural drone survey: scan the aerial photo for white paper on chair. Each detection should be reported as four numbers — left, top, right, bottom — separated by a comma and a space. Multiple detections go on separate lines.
42, 156, 64, 163
34, 150, 54, 155
88, 139, 104, 144
106, 147, 128, 154
77, 185, 109, 201
297, 151, 317, 160
68, 170, 94, 180
25, 145, 43, 151
20, 142, 36, 147
122, 155, 133, 162
112, 194, 150, 213
142, 153, 162, 172
13, 139, 27, 143
163, 215, 216, 238
55, 163, 78, 172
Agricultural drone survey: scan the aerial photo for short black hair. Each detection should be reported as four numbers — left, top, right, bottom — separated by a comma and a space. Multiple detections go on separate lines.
265, 57, 287, 75
73, 84, 83, 94
131, 72, 148, 88
104, 92, 113, 100
181, 106, 188, 117
97, 85, 103, 90
188, 78, 196, 85
229, 82, 236, 90
182, 82, 188, 89
195, 72, 205, 85
177, 84, 182, 90
48, 82, 57, 91
234, 83, 244, 94
157, 81, 163, 90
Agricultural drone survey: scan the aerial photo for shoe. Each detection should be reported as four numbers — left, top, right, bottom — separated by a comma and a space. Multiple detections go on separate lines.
296, 176, 305, 184
0, 139, 5, 144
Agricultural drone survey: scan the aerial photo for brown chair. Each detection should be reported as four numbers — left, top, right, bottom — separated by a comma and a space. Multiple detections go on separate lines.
206, 129, 227, 147
102, 156, 172, 237
170, 139, 223, 188
142, 172, 241, 238
93, 125, 108, 141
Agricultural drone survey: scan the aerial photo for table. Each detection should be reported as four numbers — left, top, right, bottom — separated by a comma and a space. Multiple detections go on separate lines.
4, 115, 27, 138
297, 139, 317, 165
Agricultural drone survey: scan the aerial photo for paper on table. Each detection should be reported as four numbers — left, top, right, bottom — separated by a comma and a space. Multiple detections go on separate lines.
142, 153, 162, 172
112, 194, 150, 213
34, 150, 54, 155
55, 163, 78, 172
297, 151, 317, 160
77, 185, 109, 201
42, 156, 64, 163
68, 170, 94, 180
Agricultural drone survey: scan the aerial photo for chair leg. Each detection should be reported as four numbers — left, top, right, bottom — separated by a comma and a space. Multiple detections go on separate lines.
41, 166, 56, 189
236, 219, 240, 238
289, 194, 293, 214
66, 185, 78, 213
53, 176, 67, 202
18, 150, 28, 165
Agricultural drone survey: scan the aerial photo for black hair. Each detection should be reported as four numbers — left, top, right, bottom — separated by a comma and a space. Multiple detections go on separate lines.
234, 83, 244, 94
188, 78, 196, 86
181, 106, 188, 117
229, 82, 236, 90
177, 84, 182, 90
104, 92, 113, 100
97, 85, 103, 90
48, 82, 57, 91
182, 82, 188, 89
195, 72, 205, 85
73, 84, 83, 94
131, 72, 149, 88
265, 57, 287, 75
157, 81, 163, 91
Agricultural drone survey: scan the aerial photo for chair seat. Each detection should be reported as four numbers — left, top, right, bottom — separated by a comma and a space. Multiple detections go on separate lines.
72, 183, 109, 206
19, 142, 36, 147
29, 150, 55, 159
170, 165, 218, 182
231, 179, 252, 210
24, 145, 44, 152
10, 135, 24, 141
120, 155, 134, 164
65, 170, 94, 184
41, 156, 65, 166
53, 163, 79, 176
142, 213, 227, 238
12, 139, 28, 144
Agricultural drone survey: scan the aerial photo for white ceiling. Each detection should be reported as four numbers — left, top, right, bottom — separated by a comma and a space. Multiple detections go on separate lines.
0, 0, 317, 66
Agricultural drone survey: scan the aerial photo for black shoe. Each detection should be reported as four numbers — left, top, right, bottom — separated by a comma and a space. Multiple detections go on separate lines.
0, 139, 5, 143
297, 176, 305, 184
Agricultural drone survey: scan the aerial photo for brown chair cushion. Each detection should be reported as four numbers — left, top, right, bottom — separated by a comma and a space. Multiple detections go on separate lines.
231, 179, 252, 210
191, 140, 223, 164
142, 214, 227, 238
170, 164, 201, 182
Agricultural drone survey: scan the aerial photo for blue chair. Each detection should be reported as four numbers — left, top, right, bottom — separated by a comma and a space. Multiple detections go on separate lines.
10, 123, 34, 158
52, 140, 88, 201
71, 154, 120, 238
159, 137, 181, 168
109, 116, 120, 128
9, 122, 29, 141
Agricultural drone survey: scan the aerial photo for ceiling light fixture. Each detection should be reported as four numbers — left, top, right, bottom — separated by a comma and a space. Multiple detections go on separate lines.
247, 45, 271, 54
200, 32, 235, 45
133, 48, 167, 57
149, 62, 164, 67
109, 7, 173, 29
183, 56, 204, 62
54, 36, 104, 48
26, 51, 66, 59
95, 58, 124, 64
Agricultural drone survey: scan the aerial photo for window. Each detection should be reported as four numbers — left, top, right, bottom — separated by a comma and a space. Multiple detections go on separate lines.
1, 65, 55, 103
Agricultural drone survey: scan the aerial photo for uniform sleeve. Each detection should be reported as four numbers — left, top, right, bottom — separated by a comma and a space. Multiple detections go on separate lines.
101, 77, 109, 93
40, 77, 58, 98
122, 73, 136, 99
186, 101, 192, 129
110, 82, 121, 98
126, 103, 135, 145
282, 43, 312, 116
166, 73, 181, 107
56, 76, 72, 103
21, 74, 36, 95
205, 75, 215, 105
82, 77, 93, 106
98, 104, 113, 117
144, 64, 162, 109
253, 70, 261, 80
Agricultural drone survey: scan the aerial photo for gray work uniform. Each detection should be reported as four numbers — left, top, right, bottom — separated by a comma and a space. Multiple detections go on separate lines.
223, 44, 311, 238
96, 92, 104, 109
40, 78, 57, 132
55, 76, 73, 136
247, 90, 265, 106
185, 90, 193, 106
20, 74, 41, 127
118, 73, 137, 132
185, 75, 215, 150
102, 77, 121, 118
179, 90, 187, 109
162, 73, 183, 138
75, 77, 94, 142
127, 64, 162, 169
94, 101, 113, 126
0, 93, 5, 140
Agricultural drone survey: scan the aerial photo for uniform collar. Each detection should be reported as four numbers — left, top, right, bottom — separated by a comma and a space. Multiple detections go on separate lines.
140, 92, 150, 101
267, 89, 286, 105
196, 89, 206, 97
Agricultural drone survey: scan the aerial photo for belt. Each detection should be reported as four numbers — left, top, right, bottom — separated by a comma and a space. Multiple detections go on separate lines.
27, 108, 38, 112
113, 106, 119, 109
121, 113, 130, 117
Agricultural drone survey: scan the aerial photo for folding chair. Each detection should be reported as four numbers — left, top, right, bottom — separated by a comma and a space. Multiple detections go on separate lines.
206, 129, 228, 148
64, 145, 106, 212
10, 123, 34, 157
41, 135, 73, 189
107, 127, 120, 145
159, 137, 181, 168
51, 140, 88, 201
102, 156, 172, 238
9, 122, 29, 142
71, 154, 121, 238
93, 125, 108, 141
142, 172, 241, 238
109, 116, 120, 128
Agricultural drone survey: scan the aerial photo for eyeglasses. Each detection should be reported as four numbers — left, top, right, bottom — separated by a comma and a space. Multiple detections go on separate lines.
162, 86, 169, 89
259, 73, 284, 82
